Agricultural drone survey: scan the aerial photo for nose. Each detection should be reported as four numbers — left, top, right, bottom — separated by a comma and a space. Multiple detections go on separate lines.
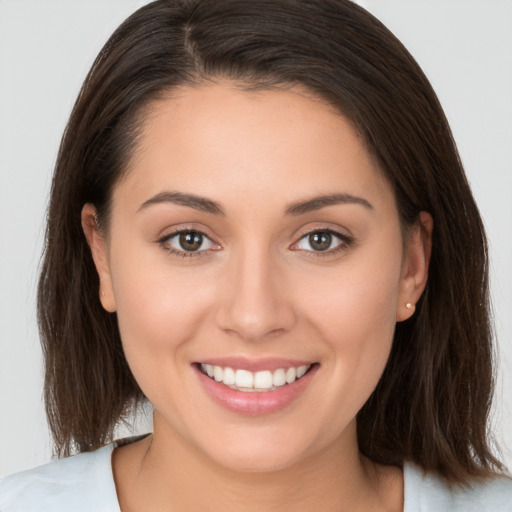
215, 246, 296, 342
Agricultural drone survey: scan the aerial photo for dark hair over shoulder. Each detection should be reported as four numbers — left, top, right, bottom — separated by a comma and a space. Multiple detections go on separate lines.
38, 0, 503, 483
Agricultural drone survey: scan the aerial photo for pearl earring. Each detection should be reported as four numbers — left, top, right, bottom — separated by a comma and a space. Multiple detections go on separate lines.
405, 302, 415, 313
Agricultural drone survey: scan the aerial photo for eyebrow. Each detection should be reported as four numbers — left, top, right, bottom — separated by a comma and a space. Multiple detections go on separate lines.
138, 191, 373, 216
285, 193, 373, 215
138, 191, 225, 215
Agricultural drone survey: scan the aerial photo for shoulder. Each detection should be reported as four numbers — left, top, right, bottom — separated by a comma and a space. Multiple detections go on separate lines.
404, 461, 512, 512
0, 444, 120, 512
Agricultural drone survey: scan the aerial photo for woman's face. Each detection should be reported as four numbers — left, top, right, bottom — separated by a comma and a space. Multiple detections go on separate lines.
84, 82, 430, 472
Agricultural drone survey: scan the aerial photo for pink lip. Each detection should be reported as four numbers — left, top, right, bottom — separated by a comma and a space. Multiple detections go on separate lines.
194, 363, 319, 416
196, 357, 314, 372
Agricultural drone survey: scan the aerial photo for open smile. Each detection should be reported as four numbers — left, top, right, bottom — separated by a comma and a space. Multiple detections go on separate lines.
194, 361, 319, 415
198, 363, 312, 392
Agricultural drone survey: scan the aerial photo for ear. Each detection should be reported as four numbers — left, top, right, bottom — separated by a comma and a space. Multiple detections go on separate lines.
396, 211, 433, 322
81, 204, 117, 313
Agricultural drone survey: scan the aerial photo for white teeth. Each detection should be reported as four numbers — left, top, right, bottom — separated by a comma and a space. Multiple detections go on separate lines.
272, 368, 286, 387
223, 367, 235, 385
235, 369, 253, 388
285, 367, 296, 384
205, 364, 214, 378
254, 370, 273, 389
213, 366, 223, 382
296, 365, 308, 379
199, 363, 312, 391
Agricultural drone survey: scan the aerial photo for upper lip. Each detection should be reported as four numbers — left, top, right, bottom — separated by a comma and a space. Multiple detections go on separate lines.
194, 357, 316, 373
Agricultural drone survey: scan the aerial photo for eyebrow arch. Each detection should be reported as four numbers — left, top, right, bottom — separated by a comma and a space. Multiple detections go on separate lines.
138, 191, 373, 216
285, 193, 373, 215
138, 191, 225, 215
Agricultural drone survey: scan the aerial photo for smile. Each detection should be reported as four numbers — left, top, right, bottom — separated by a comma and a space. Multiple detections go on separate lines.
195, 360, 319, 415
199, 363, 311, 392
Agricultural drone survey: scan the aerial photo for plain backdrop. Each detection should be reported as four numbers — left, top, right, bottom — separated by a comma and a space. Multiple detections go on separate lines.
1, 0, 511, 477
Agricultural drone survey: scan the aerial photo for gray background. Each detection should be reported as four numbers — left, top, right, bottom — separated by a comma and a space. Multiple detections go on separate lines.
1, 0, 511, 477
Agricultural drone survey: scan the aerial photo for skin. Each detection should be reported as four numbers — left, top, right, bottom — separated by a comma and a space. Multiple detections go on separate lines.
82, 82, 432, 511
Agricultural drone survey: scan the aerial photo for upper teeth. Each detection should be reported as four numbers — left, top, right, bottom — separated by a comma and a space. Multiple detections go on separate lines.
200, 364, 311, 391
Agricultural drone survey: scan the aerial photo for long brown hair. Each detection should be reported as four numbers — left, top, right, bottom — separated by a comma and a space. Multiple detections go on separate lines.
38, 0, 503, 483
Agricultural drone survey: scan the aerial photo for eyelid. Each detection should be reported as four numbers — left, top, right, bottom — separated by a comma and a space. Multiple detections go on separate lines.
157, 227, 221, 257
156, 224, 354, 259
290, 226, 354, 255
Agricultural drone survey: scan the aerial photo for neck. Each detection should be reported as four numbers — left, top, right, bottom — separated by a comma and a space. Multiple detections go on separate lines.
114, 414, 402, 512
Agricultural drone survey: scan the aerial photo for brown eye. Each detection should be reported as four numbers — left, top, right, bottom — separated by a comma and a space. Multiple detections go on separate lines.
308, 232, 332, 251
163, 230, 218, 254
294, 229, 352, 254
179, 231, 203, 251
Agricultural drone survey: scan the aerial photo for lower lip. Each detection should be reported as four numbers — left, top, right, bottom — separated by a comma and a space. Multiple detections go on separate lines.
195, 364, 318, 415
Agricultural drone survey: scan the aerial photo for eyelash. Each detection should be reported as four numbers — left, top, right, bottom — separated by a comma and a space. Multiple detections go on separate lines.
157, 228, 218, 259
293, 228, 354, 258
157, 227, 354, 259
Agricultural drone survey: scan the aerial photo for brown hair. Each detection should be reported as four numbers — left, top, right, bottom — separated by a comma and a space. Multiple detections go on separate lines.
38, 0, 503, 483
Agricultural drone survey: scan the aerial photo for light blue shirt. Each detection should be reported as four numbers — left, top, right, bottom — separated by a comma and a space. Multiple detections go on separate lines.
1, 440, 512, 511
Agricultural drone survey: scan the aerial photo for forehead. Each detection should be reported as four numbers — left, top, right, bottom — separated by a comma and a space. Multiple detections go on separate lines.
114, 82, 395, 216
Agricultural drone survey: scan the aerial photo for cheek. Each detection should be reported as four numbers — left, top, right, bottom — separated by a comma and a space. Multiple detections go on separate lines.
110, 265, 223, 429
301, 240, 402, 335
108, 244, 218, 393
113, 268, 214, 347
298, 242, 403, 407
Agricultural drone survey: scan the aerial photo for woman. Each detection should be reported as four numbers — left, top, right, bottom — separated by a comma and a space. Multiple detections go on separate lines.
1, 0, 511, 510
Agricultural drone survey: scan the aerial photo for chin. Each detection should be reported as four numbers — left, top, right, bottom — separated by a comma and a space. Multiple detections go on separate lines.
192, 422, 323, 474
209, 442, 306, 474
